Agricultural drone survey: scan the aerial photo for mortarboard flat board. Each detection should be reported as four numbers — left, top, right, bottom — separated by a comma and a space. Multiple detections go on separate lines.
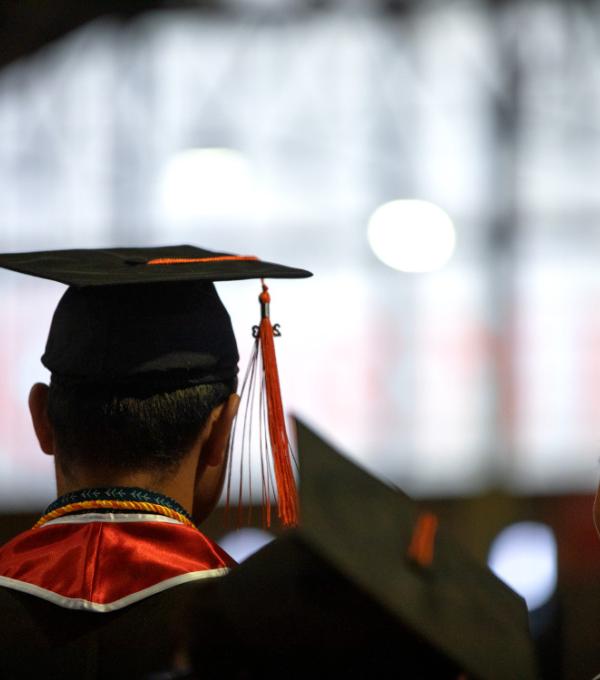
183, 418, 538, 679
0, 245, 311, 386
0, 245, 310, 287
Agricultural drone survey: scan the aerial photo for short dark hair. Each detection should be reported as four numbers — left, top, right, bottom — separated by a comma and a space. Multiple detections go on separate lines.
47, 376, 236, 475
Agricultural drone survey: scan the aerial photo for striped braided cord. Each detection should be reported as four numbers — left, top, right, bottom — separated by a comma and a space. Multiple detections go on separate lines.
33, 500, 195, 530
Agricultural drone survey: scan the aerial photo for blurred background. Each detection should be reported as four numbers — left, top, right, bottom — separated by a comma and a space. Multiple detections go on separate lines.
1, 0, 599, 676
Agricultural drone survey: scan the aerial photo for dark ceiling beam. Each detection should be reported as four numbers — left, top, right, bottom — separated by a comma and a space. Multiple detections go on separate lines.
0, 0, 224, 70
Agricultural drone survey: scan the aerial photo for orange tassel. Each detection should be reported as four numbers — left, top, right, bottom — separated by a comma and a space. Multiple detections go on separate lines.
258, 282, 299, 527
407, 512, 438, 568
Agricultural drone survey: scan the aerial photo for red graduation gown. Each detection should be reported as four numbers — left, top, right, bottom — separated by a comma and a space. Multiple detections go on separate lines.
0, 511, 234, 612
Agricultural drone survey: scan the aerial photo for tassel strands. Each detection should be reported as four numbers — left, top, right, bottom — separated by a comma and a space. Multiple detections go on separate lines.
225, 281, 299, 528
257, 283, 298, 527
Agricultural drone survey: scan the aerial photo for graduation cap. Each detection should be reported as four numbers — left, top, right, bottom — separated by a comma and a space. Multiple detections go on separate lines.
182, 418, 538, 680
0, 245, 312, 526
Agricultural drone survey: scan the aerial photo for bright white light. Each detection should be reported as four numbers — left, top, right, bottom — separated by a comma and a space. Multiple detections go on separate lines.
367, 199, 456, 273
488, 522, 557, 611
218, 528, 275, 563
158, 147, 255, 221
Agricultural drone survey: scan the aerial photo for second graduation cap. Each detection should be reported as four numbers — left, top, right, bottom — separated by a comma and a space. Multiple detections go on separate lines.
183, 418, 538, 680
0, 245, 311, 526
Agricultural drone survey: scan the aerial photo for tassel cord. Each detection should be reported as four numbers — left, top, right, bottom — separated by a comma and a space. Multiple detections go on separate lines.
258, 283, 298, 526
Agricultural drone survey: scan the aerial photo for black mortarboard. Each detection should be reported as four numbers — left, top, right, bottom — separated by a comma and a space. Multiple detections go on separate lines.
0, 245, 310, 387
183, 418, 538, 679
0, 245, 311, 525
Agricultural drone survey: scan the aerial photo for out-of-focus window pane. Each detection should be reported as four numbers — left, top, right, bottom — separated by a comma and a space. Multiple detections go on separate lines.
1, 3, 600, 507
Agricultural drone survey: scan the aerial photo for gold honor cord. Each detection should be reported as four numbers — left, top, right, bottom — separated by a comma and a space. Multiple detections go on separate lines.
33, 500, 196, 530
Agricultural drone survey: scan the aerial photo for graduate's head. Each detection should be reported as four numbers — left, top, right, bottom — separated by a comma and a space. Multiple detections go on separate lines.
26, 277, 246, 521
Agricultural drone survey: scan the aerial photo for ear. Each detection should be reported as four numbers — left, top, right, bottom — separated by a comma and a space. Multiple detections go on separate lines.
28, 383, 55, 456
192, 393, 240, 524
202, 393, 241, 468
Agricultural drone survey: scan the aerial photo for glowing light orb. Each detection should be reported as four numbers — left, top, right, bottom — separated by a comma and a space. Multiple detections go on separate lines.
488, 522, 558, 611
158, 147, 254, 221
367, 199, 456, 273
